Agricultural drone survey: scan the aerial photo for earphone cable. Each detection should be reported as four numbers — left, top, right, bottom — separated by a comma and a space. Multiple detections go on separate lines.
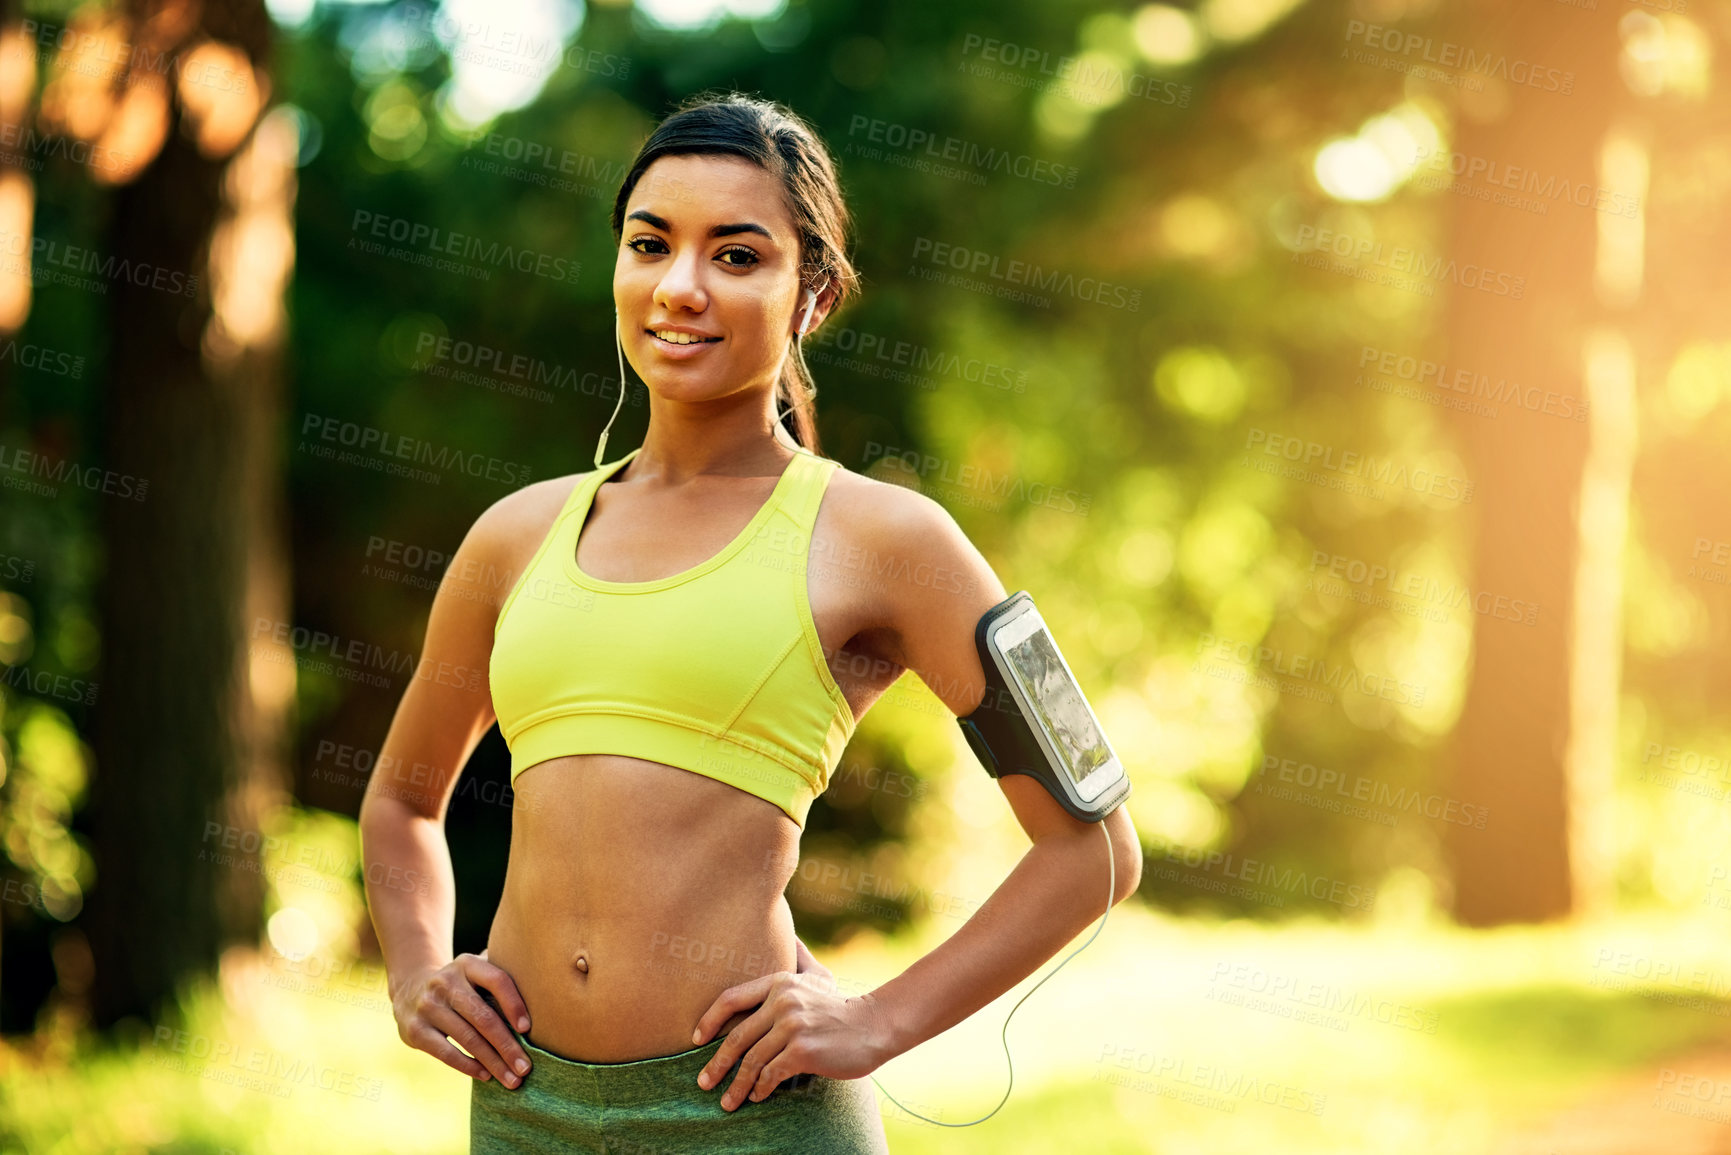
867, 820, 1115, 1127
597, 310, 632, 468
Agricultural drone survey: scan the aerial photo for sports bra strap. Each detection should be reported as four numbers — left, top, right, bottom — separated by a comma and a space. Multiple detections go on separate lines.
779, 449, 837, 532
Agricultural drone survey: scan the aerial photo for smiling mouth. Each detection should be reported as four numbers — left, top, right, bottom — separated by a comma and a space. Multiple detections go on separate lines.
647, 329, 722, 346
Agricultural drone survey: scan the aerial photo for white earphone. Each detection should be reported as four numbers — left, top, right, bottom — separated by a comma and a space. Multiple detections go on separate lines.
596, 305, 629, 467
798, 286, 820, 336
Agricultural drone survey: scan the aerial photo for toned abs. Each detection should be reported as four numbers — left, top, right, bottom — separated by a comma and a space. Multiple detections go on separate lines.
483, 461, 903, 1062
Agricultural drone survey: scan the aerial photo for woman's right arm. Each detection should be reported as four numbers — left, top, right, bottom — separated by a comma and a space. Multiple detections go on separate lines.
357, 489, 546, 1090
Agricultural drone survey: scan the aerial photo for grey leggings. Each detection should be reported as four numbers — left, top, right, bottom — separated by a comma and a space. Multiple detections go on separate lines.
469, 1029, 890, 1154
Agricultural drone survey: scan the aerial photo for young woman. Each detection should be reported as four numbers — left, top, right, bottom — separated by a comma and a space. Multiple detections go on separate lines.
359, 92, 1142, 1153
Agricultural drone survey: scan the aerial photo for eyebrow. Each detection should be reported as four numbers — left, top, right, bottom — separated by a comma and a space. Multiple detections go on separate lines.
625, 209, 774, 241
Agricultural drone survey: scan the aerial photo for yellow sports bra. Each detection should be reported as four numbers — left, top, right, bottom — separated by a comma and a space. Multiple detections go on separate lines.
489, 445, 857, 827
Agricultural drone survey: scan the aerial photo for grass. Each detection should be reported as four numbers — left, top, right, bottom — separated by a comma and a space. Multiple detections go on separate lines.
5, 907, 1729, 1153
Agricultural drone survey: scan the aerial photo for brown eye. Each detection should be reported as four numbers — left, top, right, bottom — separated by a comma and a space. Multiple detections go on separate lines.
717, 247, 759, 267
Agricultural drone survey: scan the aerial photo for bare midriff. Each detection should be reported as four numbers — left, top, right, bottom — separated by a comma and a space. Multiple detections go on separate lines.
484, 751, 803, 1063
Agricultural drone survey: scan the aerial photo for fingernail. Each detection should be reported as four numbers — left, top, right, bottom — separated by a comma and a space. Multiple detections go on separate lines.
692, 1029, 702, 1044
698, 1071, 709, 1089
515, 1058, 530, 1075
518, 1017, 530, 1031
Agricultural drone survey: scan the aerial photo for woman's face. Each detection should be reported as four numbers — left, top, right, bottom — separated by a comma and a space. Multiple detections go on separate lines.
614, 153, 811, 406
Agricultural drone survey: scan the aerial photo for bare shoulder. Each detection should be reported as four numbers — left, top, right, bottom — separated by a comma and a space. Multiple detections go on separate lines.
454, 471, 589, 587
819, 465, 967, 551
471, 472, 585, 541
818, 462, 1008, 651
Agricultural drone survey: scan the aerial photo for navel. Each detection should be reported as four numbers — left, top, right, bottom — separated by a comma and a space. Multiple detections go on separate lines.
573, 952, 589, 975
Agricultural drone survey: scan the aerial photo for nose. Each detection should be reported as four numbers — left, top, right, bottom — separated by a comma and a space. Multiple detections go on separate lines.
653, 249, 707, 315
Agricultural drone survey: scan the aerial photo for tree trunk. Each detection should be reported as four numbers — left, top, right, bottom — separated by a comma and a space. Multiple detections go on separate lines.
1439, 3, 1622, 924
86, 0, 280, 1027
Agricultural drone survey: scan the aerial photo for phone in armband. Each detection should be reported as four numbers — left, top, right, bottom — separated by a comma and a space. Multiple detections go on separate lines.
956, 590, 1130, 823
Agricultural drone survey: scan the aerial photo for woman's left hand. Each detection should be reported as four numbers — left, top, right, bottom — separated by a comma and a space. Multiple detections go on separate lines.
691, 969, 893, 1112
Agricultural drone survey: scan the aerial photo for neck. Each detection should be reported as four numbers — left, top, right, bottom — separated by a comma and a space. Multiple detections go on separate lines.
624, 392, 800, 486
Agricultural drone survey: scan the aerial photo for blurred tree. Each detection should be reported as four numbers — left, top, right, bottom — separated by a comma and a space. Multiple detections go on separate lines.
0, 0, 36, 1009
25, 0, 296, 1024
1437, 1, 1620, 923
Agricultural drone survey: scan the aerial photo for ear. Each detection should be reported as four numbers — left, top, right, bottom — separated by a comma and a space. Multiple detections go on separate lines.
797, 282, 840, 337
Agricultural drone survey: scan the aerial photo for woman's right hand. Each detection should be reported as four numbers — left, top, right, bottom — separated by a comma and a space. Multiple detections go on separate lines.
391, 952, 534, 1088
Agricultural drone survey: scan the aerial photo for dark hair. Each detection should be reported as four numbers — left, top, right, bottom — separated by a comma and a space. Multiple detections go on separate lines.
610, 92, 860, 456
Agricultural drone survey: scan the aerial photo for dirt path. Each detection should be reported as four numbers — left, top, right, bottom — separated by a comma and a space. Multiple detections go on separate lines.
1491, 1047, 1731, 1155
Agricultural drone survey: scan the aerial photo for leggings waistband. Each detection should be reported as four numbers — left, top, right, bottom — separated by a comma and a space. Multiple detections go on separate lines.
515, 1030, 734, 1108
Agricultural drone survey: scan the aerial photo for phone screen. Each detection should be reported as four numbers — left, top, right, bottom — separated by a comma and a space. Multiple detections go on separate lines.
1002, 625, 1113, 787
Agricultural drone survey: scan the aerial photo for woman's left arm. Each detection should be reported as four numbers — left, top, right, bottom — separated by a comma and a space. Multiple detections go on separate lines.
854, 775, 1142, 1057
692, 485, 1143, 1110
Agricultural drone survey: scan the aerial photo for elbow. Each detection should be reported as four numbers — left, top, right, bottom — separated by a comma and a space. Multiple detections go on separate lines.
1114, 851, 1142, 905
356, 790, 397, 861
1108, 825, 1142, 904
357, 788, 381, 837
356, 797, 379, 868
